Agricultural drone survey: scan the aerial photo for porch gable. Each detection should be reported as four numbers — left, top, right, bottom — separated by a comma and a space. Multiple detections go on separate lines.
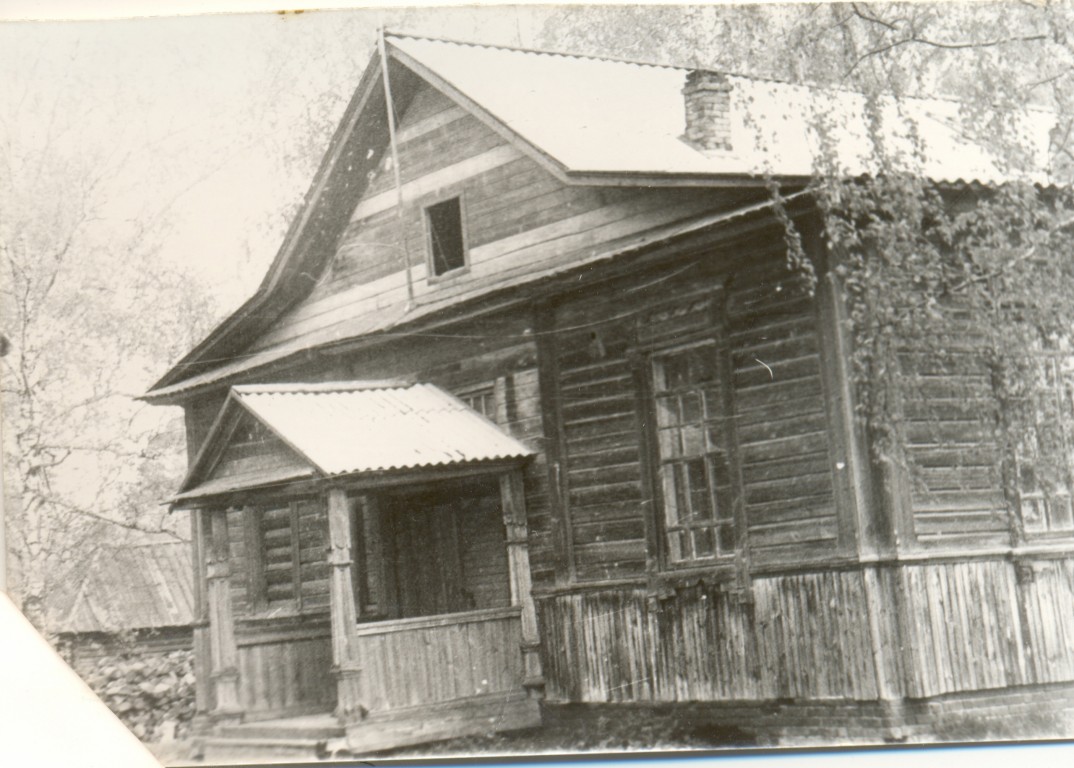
174, 380, 534, 505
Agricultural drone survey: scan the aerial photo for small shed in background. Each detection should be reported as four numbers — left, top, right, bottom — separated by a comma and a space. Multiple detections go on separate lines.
53, 541, 195, 669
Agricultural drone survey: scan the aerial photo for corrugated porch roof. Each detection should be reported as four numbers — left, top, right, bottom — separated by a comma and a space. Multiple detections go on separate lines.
174, 381, 533, 503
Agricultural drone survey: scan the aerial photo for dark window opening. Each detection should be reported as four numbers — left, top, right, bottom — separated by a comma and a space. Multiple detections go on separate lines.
426, 197, 466, 277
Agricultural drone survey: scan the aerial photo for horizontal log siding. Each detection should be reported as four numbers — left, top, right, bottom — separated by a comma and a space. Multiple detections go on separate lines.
551, 241, 839, 580
538, 571, 878, 703
225, 499, 330, 617
247, 82, 745, 358
556, 291, 646, 580
728, 260, 839, 562
898, 350, 1008, 544
356, 608, 524, 713
235, 622, 335, 717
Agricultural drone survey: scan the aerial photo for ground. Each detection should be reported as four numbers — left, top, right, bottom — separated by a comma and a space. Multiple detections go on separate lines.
146, 713, 760, 765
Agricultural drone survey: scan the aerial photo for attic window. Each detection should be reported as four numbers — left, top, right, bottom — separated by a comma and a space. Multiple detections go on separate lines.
425, 197, 467, 277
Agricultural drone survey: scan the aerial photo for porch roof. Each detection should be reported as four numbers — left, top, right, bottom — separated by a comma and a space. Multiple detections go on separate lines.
174, 381, 534, 503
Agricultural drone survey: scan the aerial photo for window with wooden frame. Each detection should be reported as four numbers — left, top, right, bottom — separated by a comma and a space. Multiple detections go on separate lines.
425, 196, 467, 278
459, 383, 497, 422
650, 341, 737, 564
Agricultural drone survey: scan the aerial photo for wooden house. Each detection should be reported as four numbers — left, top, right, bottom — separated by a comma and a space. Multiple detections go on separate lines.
144, 35, 1074, 756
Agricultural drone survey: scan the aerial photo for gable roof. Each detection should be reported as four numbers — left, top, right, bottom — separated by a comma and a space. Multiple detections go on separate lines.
54, 542, 195, 635
174, 381, 534, 504
390, 34, 1055, 186
145, 33, 1056, 403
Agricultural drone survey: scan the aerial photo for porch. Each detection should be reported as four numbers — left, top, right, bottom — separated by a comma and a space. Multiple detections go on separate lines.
176, 382, 543, 756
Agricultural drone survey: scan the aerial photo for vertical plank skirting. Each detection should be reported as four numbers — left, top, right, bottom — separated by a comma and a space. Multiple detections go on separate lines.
536, 557, 1074, 707
539, 572, 880, 704
327, 487, 365, 721
207, 509, 243, 720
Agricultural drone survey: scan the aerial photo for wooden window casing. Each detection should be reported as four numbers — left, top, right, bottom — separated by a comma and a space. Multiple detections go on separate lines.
651, 341, 738, 564
459, 384, 497, 421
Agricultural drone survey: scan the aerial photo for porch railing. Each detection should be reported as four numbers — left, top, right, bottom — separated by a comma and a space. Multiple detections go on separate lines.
353, 606, 525, 713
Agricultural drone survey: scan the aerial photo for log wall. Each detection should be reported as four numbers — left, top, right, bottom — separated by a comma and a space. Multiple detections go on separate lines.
225, 501, 330, 618
545, 234, 841, 581
898, 349, 1009, 545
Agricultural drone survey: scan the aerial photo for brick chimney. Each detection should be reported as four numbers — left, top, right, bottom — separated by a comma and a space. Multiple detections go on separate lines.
682, 70, 733, 152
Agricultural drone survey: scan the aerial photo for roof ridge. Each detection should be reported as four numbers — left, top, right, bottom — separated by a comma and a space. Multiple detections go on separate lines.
385, 29, 1055, 113
233, 380, 413, 394
385, 29, 691, 74
384, 29, 893, 95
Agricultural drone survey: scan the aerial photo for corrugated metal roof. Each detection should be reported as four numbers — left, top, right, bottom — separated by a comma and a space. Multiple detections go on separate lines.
175, 382, 534, 502
56, 542, 195, 635
235, 382, 533, 475
390, 34, 1055, 186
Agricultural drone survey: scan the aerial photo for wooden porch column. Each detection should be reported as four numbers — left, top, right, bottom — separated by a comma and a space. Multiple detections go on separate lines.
206, 508, 242, 721
190, 509, 214, 731
499, 469, 544, 694
326, 487, 365, 721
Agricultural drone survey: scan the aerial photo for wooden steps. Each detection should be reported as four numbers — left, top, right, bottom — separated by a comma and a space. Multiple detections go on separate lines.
201, 713, 345, 763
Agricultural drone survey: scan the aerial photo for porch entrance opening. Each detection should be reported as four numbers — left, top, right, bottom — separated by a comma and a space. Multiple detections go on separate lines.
351, 476, 510, 622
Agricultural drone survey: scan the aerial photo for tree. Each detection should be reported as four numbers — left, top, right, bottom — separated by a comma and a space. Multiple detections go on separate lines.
538, 3, 1074, 535
0, 43, 220, 629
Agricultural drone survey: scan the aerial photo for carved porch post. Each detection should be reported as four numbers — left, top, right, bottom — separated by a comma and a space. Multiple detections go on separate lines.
206, 508, 242, 721
326, 487, 365, 721
499, 469, 544, 695
189, 509, 214, 731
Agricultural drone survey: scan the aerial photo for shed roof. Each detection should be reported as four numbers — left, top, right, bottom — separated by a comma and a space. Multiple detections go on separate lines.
55, 542, 194, 635
175, 381, 534, 502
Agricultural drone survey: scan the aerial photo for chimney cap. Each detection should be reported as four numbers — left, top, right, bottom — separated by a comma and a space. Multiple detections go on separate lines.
683, 69, 732, 92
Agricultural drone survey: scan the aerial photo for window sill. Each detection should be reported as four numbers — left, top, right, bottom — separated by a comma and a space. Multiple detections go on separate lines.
425, 265, 470, 285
